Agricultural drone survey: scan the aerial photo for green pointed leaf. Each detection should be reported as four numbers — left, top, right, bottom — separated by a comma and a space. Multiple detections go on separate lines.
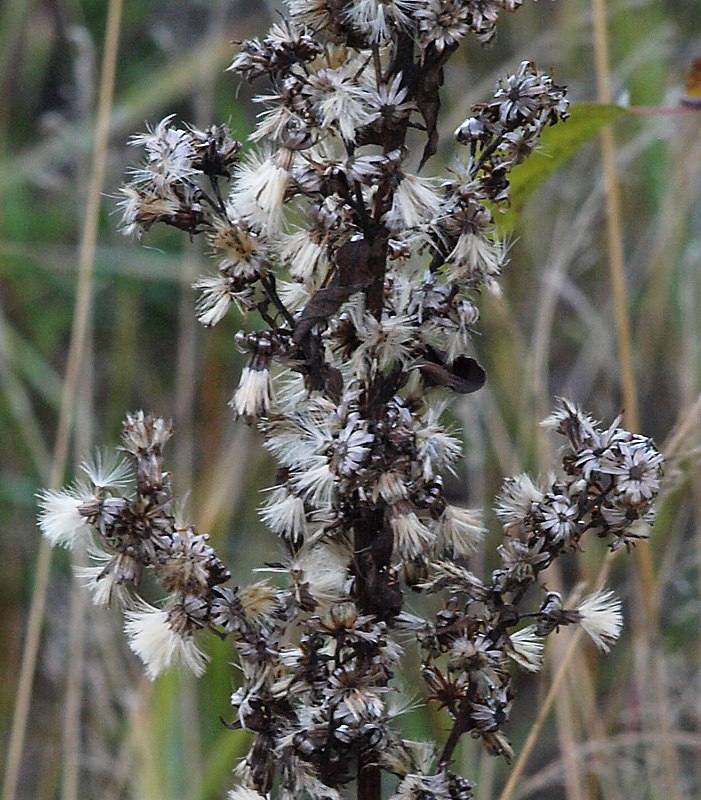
495, 103, 630, 232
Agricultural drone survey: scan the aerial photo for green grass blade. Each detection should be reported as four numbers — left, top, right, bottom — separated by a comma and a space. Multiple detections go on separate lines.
496, 103, 630, 233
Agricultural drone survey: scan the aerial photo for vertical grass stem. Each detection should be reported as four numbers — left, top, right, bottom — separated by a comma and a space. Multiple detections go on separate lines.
591, 3, 683, 799
1, 1, 123, 798
497, 554, 615, 800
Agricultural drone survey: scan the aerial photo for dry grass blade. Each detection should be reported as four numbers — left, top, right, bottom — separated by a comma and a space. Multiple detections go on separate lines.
591, 2, 682, 798
514, 731, 701, 799
197, 425, 255, 535
591, 0, 638, 427
553, 642, 584, 800
498, 553, 616, 800
0, 309, 51, 478
1, 1, 124, 798
0, 33, 235, 195
663, 393, 701, 464
62, 560, 89, 800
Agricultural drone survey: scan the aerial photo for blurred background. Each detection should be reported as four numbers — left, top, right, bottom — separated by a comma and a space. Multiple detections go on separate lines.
2, 0, 701, 798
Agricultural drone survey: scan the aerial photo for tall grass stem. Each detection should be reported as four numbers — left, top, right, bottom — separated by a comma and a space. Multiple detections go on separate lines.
1, 1, 123, 797
591, 3, 683, 799
497, 553, 615, 800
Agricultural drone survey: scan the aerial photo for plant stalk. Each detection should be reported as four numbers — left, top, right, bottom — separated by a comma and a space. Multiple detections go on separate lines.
591, 3, 683, 799
1, 1, 123, 797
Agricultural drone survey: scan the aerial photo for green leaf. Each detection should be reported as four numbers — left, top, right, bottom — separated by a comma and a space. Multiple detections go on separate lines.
495, 103, 630, 232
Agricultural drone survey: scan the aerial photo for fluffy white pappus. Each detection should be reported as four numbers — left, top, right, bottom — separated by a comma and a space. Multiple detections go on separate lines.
272, 369, 312, 412
414, 415, 463, 480
129, 115, 198, 190
230, 367, 275, 419
388, 271, 416, 316
285, 0, 332, 29
116, 185, 144, 237
390, 510, 435, 561
284, 760, 343, 800
238, 582, 282, 626
508, 625, 545, 672
263, 402, 337, 470
230, 151, 292, 233
275, 278, 311, 312
231, 660, 270, 729
117, 184, 180, 238
437, 505, 486, 557
251, 99, 303, 144
80, 450, 133, 491
74, 559, 133, 609
342, 688, 387, 728
192, 274, 240, 327
209, 217, 264, 278
372, 471, 409, 503
540, 398, 598, 436
419, 300, 479, 362
306, 66, 375, 142
263, 426, 320, 468
380, 738, 437, 779
124, 603, 208, 680
384, 173, 442, 233
37, 486, 95, 550
495, 473, 544, 527
442, 231, 505, 286
260, 485, 308, 543
122, 410, 173, 451
391, 771, 453, 800
444, 322, 473, 364
343, 0, 419, 43
576, 588, 623, 653
291, 543, 350, 608
279, 230, 329, 288
291, 457, 337, 507
227, 786, 269, 800
350, 306, 415, 376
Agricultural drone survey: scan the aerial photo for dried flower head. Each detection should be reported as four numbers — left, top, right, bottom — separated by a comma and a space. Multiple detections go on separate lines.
37, 4, 666, 799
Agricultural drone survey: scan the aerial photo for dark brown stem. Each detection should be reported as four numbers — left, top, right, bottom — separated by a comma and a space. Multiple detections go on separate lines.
438, 701, 472, 768
260, 273, 295, 328
364, 226, 390, 321
357, 755, 382, 800
471, 133, 506, 176
349, 32, 428, 800
352, 505, 396, 800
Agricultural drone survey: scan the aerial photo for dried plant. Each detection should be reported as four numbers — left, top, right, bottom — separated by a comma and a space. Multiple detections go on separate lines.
38, 3, 663, 799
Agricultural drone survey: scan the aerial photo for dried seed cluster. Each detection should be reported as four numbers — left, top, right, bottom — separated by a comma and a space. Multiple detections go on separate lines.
38, 3, 663, 799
